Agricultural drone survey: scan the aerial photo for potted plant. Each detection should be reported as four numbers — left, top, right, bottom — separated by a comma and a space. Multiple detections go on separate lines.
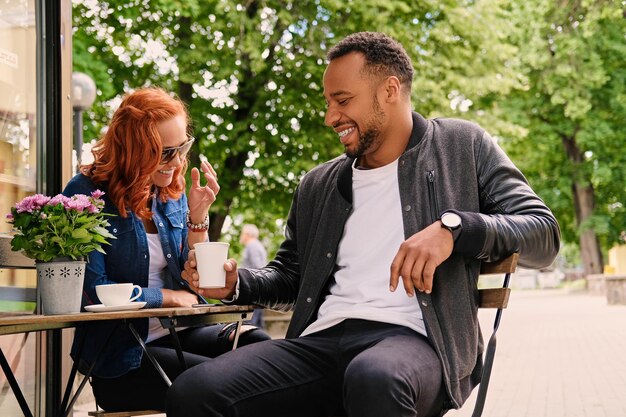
6, 190, 115, 314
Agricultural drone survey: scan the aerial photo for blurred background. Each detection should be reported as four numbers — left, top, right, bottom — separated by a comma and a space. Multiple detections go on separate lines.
1, 0, 624, 415
69, 0, 625, 276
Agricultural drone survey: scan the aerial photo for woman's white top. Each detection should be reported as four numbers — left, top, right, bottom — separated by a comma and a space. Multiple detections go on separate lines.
146, 232, 171, 343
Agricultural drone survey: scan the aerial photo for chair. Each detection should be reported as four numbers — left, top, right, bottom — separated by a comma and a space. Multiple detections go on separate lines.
471, 252, 519, 417
87, 411, 161, 417
86, 254, 519, 417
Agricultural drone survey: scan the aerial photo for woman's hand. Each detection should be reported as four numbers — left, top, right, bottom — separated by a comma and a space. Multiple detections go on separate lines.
161, 289, 199, 307
187, 160, 219, 224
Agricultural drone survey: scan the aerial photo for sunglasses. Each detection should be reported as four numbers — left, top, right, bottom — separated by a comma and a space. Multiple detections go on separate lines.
161, 136, 195, 164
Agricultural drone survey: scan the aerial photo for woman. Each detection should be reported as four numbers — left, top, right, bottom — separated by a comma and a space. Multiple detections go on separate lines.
63, 87, 270, 411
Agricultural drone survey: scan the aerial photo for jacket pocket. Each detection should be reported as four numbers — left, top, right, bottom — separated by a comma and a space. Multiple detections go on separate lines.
105, 216, 137, 275
164, 208, 185, 256
107, 215, 134, 236
164, 209, 184, 230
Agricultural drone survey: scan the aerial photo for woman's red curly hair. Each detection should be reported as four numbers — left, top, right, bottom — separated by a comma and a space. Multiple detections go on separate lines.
83, 87, 190, 220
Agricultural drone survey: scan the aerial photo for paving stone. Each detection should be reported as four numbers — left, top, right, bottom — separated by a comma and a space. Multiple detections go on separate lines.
448, 289, 626, 417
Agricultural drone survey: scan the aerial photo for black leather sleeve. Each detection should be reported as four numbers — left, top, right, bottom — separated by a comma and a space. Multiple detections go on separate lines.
455, 131, 560, 269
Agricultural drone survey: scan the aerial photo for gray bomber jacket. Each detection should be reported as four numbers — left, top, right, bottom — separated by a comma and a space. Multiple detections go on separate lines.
236, 111, 560, 411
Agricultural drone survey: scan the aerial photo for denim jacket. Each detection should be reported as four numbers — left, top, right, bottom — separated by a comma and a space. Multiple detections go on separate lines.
63, 174, 191, 377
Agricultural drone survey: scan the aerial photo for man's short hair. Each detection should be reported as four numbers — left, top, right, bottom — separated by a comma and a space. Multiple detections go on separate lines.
242, 224, 260, 239
327, 32, 414, 90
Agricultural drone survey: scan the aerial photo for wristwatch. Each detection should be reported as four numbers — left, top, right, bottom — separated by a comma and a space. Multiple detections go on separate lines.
440, 211, 462, 242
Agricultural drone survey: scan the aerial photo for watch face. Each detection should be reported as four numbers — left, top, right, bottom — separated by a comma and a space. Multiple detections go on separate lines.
442, 212, 462, 228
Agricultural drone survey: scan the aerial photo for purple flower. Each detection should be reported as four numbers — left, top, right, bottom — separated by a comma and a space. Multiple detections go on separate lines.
65, 194, 92, 212
87, 203, 99, 214
91, 190, 105, 199
8, 189, 116, 262
14, 194, 51, 213
47, 194, 71, 207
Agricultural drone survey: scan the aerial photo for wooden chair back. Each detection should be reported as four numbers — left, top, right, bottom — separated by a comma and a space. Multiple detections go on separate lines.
478, 253, 518, 309
471, 252, 519, 417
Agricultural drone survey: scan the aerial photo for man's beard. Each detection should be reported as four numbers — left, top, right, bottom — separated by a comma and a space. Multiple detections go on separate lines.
345, 129, 378, 159
345, 98, 385, 159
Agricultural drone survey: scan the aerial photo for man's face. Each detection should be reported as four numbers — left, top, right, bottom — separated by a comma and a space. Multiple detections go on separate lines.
323, 53, 386, 159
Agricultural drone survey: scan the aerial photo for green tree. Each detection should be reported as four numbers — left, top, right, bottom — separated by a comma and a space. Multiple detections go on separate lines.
72, 0, 518, 255
493, 1, 626, 275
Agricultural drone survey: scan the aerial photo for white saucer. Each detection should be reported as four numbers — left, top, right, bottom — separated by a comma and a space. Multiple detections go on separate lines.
85, 301, 147, 312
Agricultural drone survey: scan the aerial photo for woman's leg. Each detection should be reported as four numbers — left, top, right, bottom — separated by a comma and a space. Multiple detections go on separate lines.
92, 323, 270, 411
173, 323, 272, 357
91, 346, 210, 411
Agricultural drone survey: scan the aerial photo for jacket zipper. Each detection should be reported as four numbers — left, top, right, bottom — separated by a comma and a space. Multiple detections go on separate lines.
426, 169, 456, 408
427, 170, 440, 221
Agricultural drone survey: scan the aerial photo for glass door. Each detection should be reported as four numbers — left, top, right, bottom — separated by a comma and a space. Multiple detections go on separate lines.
0, 1, 38, 415
0, 0, 37, 309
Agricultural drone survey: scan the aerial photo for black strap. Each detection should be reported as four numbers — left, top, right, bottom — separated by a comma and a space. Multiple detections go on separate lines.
471, 270, 512, 417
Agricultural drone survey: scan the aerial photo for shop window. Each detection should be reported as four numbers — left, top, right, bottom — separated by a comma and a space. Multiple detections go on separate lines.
0, 1, 38, 414
0, 0, 37, 313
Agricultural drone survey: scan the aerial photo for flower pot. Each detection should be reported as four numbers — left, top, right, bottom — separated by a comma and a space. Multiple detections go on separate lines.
37, 260, 86, 315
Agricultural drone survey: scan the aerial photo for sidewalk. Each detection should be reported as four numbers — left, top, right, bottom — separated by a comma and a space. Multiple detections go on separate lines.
74, 289, 626, 416
448, 289, 626, 417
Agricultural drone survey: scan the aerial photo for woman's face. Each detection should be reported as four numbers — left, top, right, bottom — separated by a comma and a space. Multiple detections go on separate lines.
150, 114, 187, 188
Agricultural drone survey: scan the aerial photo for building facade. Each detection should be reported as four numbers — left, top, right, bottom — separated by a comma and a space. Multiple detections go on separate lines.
1, 1, 73, 415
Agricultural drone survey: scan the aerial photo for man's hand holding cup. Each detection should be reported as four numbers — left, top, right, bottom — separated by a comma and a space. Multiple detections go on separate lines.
183, 244, 238, 300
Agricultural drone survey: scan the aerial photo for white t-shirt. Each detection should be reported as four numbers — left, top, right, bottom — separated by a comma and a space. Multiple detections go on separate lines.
146, 232, 170, 343
301, 158, 426, 337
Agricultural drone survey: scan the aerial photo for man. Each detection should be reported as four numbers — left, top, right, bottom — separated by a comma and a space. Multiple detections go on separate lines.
239, 224, 268, 328
167, 32, 560, 417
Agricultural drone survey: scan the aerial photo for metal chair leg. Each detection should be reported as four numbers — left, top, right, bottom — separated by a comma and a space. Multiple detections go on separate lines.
0, 347, 33, 417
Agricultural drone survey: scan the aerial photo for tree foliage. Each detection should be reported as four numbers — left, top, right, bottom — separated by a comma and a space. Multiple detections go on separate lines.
73, 0, 519, 257
491, 0, 626, 273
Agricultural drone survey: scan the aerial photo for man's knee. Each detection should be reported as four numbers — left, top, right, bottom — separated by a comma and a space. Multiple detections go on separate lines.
345, 359, 414, 397
343, 356, 443, 416
166, 366, 221, 417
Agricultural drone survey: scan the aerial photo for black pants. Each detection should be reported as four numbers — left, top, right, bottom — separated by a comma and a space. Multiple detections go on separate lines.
249, 308, 264, 328
166, 319, 445, 417
91, 324, 271, 411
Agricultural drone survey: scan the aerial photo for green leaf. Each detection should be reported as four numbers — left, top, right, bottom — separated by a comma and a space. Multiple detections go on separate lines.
70, 0, 624, 274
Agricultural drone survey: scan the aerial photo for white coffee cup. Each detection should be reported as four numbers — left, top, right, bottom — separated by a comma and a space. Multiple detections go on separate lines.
194, 242, 229, 288
96, 283, 142, 306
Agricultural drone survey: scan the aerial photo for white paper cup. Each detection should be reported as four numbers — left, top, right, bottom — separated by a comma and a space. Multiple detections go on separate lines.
96, 283, 142, 306
194, 242, 229, 288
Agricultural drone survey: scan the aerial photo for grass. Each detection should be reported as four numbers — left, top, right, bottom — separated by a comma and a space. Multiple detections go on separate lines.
0, 301, 37, 313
